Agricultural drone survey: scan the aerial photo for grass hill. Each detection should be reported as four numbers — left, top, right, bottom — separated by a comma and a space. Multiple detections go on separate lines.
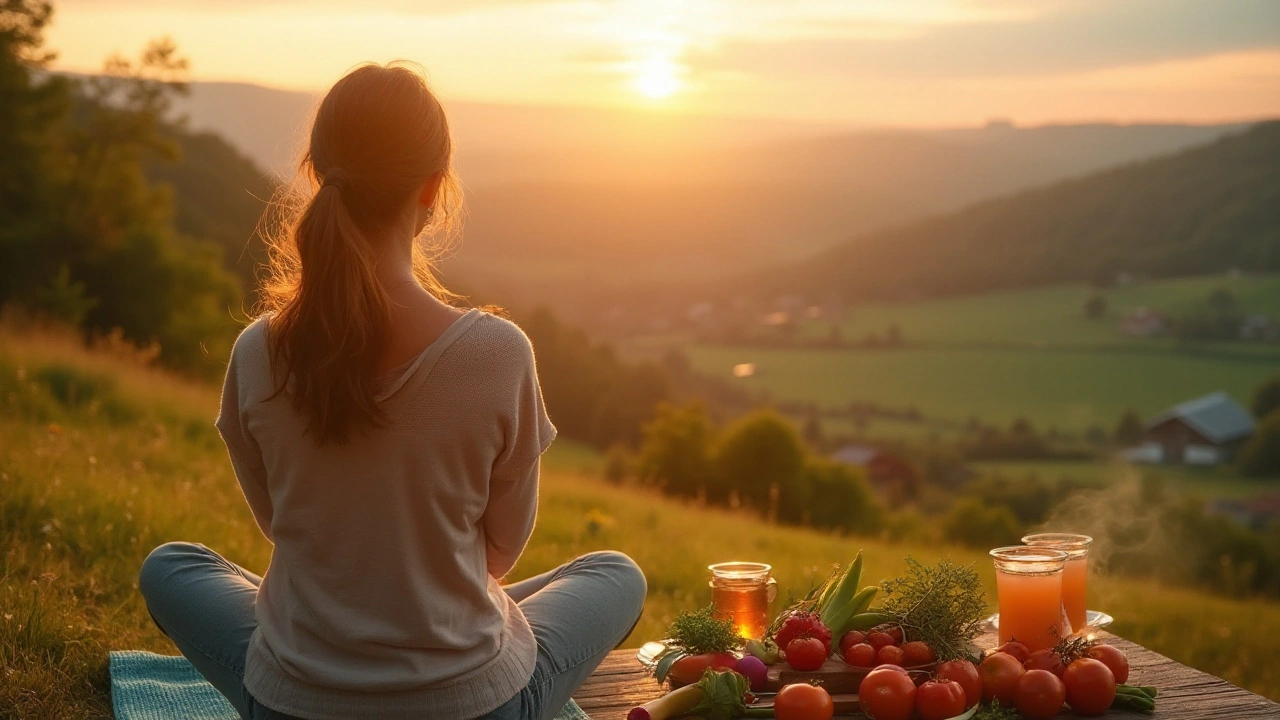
2, 323, 1279, 718
755, 122, 1280, 302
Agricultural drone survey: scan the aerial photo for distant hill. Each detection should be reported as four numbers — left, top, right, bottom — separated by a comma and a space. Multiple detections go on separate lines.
754, 122, 1280, 302
146, 128, 275, 287
169, 81, 1248, 293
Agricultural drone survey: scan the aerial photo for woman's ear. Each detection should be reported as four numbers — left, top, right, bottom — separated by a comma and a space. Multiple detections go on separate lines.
418, 171, 445, 209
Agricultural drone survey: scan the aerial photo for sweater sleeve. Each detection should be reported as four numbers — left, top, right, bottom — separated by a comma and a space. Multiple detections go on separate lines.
483, 330, 556, 579
216, 328, 274, 542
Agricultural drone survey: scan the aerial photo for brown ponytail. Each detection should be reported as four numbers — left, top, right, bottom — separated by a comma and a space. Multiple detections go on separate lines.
258, 63, 462, 445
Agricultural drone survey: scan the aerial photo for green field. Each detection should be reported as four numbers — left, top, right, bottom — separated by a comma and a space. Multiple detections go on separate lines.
3, 325, 1280, 718
828, 273, 1280, 347
647, 275, 1280, 433
971, 460, 1279, 500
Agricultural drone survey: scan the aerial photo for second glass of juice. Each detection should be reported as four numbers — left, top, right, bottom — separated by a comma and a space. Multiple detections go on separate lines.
1023, 533, 1093, 633
990, 546, 1070, 652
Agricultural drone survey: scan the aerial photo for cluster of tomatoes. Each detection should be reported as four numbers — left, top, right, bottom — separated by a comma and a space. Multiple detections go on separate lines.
850, 633, 1132, 720
978, 639, 1129, 719
839, 626, 938, 670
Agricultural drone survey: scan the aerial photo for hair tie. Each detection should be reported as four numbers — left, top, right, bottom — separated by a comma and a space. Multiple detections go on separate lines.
322, 168, 351, 193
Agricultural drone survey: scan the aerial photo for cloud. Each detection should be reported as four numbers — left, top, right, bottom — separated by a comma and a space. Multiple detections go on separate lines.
688, 0, 1280, 80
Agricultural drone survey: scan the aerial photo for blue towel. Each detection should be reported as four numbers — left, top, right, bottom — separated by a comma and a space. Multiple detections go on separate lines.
110, 651, 590, 720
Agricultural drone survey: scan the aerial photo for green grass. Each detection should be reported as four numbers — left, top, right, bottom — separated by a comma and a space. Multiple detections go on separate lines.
687, 342, 1277, 433
2, 325, 1280, 718
827, 273, 1280, 347
625, 275, 1280, 433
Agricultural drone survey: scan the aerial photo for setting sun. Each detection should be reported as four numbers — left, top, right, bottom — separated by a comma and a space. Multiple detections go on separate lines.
632, 55, 682, 100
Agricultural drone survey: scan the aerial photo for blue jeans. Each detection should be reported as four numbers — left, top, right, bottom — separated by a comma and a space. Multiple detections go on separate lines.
139, 543, 647, 720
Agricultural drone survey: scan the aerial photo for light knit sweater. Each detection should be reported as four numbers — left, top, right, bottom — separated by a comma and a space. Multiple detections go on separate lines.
215, 309, 555, 719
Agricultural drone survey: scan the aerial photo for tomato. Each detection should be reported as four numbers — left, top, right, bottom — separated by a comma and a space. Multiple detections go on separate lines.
916, 678, 966, 720
901, 641, 936, 667
840, 630, 867, 655
844, 642, 877, 668
979, 651, 1025, 706
994, 639, 1031, 664
935, 659, 982, 709
885, 625, 905, 645
1086, 644, 1129, 684
774, 682, 834, 720
867, 631, 895, 650
786, 637, 829, 672
668, 652, 737, 685
859, 665, 917, 720
877, 644, 905, 667
1023, 649, 1065, 677
1015, 669, 1067, 720
1062, 658, 1116, 716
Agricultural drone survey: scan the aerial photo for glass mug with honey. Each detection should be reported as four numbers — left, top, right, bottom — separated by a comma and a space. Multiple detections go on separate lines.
708, 562, 777, 640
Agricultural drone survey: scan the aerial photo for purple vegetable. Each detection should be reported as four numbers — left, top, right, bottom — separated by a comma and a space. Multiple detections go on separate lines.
735, 655, 769, 692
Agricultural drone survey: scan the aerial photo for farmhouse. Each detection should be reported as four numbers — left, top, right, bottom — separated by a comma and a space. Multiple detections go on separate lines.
831, 444, 919, 503
1140, 392, 1255, 465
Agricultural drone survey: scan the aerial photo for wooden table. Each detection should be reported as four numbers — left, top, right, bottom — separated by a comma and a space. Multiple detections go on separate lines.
575, 632, 1280, 719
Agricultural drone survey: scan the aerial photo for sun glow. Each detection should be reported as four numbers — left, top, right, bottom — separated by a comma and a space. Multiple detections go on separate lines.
632, 55, 683, 100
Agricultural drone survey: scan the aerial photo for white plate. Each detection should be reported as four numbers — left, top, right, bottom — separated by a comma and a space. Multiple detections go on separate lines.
983, 609, 1114, 632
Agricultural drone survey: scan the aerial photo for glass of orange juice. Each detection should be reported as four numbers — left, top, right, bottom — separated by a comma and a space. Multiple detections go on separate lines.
990, 546, 1070, 652
708, 562, 777, 640
1022, 533, 1092, 633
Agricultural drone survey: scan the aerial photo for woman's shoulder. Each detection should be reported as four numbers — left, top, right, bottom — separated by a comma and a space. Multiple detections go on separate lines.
451, 310, 537, 369
230, 315, 272, 363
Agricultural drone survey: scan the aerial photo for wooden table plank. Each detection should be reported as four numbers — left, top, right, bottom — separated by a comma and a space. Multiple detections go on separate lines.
574, 632, 1280, 719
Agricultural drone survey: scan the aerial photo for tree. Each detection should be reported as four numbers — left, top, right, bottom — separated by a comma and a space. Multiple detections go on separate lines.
636, 403, 716, 498
804, 458, 881, 534
1084, 294, 1107, 320
1251, 375, 1280, 420
1113, 409, 1145, 446
942, 497, 1022, 549
1238, 410, 1280, 477
712, 409, 805, 511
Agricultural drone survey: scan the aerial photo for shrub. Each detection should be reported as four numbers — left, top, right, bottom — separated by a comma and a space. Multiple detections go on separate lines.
712, 409, 805, 511
942, 497, 1023, 549
1238, 409, 1280, 477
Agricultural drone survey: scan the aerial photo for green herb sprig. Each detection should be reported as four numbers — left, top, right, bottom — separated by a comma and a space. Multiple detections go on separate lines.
973, 700, 1022, 720
667, 606, 744, 655
880, 557, 986, 661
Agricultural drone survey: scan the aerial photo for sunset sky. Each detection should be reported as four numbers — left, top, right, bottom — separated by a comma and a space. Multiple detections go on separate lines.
47, 0, 1280, 127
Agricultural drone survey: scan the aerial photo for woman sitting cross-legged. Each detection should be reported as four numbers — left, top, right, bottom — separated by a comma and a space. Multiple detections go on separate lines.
138, 62, 646, 720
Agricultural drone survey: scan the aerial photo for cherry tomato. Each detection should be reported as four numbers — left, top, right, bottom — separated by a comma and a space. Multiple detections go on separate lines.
775, 682, 835, 720
668, 652, 737, 685
916, 678, 966, 720
995, 639, 1031, 664
867, 631, 895, 650
1086, 644, 1129, 684
786, 637, 828, 672
1062, 658, 1116, 716
901, 641, 936, 667
886, 625, 905, 645
1023, 649, 1065, 677
979, 651, 1025, 706
877, 644, 905, 667
859, 665, 917, 720
935, 659, 982, 709
1015, 668, 1067, 720
840, 630, 867, 655
844, 642, 877, 668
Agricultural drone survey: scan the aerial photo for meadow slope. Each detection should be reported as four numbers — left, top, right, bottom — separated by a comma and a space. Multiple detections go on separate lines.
2, 326, 1279, 719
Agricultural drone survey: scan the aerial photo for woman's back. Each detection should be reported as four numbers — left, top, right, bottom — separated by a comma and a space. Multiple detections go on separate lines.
218, 310, 554, 717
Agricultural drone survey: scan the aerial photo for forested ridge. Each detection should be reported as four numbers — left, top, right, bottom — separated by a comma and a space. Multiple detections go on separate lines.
756, 122, 1280, 301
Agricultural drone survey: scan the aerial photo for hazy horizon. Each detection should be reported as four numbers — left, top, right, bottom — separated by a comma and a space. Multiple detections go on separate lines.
47, 0, 1280, 127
